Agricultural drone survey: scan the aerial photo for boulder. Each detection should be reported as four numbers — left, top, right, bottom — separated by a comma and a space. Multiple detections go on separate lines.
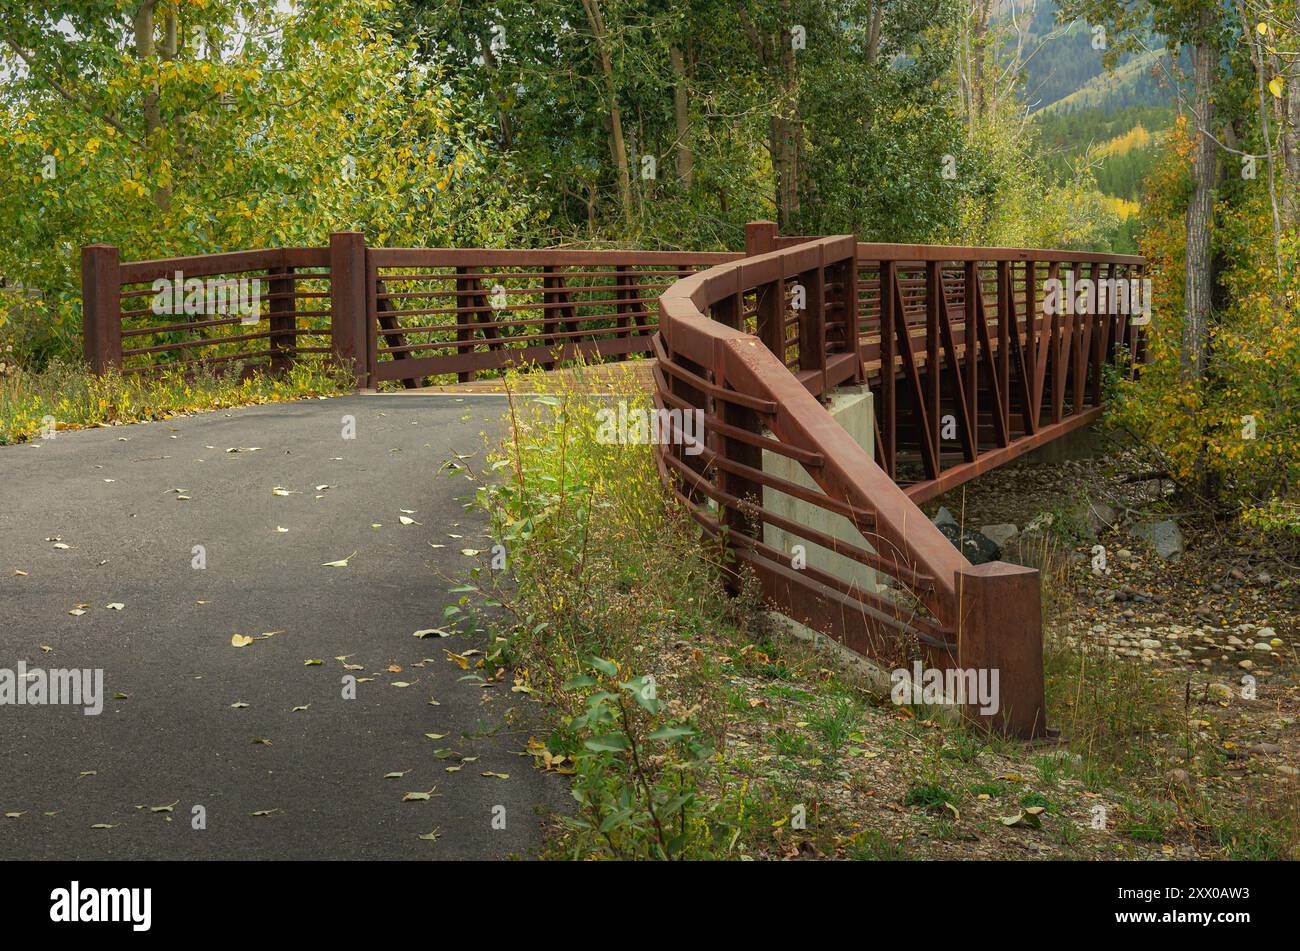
935, 521, 1001, 565
1131, 519, 1184, 561
1087, 500, 1118, 535
980, 523, 1019, 550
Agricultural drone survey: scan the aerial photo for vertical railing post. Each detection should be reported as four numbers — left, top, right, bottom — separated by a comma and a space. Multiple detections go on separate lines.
799, 252, 827, 393
880, 258, 897, 479
745, 220, 777, 256
715, 341, 763, 595
925, 260, 941, 461
996, 261, 1011, 436
836, 248, 862, 382
329, 231, 367, 389
268, 265, 296, 374
756, 277, 784, 359
81, 244, 122, 374
956, 562, 1047, 739
1023, 260, 1037, 433
963, 260, 980, 452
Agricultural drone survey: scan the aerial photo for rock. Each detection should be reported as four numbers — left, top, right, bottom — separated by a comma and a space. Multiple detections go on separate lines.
1257, 626, 1276, 640
1252, 642, 1274, 653
1131, 519, 1184, 561
1249, 742, 1281, 756
1024, 512, 1056, 535
933, 506, 958, 530
1087, 501, 1118, 535
1166, 768, 1193, 787
1278, 765, 1299, 777
935, 521, 1001, 565
1239, 659, 1255, 670
980, 523, 1019, 550
1139, 638, 1162, 650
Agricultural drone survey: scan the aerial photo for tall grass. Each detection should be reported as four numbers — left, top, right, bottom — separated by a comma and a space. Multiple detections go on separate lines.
0, 357, 351, 445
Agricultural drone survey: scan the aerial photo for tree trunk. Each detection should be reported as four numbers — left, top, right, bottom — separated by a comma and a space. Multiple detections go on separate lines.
866, 1, 884, 65
772, 38, 800, 229
133, 2, 159, 138
1182, 12, 1216, 384
1285, 13, 1300, 226
969, 0, 992, 121
670, 45, 693, 187
581, 0, 633, 227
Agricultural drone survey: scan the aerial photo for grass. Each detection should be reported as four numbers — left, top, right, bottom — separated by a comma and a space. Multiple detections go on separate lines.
455, 360, 1299, 861
0, 356, 351, 445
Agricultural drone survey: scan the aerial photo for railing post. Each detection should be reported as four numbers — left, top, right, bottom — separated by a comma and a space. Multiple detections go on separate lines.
329, 231, 367, 388
81, 244, 121, 374
799, 252, 827, 393
268, 265, 296, 374
925, 260, 941, 464
745, 220, 777, 256
880, 258, 897, 478
955, 562, 1047, 739
715, 341, 763, 594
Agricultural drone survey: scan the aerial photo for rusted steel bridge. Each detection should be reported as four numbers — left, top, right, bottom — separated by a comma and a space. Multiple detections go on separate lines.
81, 224, 1145, 737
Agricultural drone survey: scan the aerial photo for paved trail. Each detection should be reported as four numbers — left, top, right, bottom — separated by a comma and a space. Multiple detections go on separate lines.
0, 394, 568, 859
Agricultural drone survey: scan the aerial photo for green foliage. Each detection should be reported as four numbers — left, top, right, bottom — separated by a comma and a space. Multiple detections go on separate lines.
0, 0, 544, 366
557, 656, 713, 860
1107, 118, 1300, 533
0, 354, 349, 445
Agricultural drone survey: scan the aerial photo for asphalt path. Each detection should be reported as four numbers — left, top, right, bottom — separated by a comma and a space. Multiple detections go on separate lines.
0, 394, 569, 859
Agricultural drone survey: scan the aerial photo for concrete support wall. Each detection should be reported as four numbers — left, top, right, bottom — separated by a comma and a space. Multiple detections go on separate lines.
762, 386, 877, 594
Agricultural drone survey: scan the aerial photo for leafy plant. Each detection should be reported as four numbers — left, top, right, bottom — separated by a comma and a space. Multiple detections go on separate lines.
558, 656, 712, 860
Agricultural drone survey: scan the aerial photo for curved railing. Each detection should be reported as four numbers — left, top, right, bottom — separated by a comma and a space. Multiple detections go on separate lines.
652, 231, 1143, 738
80, 225, 1143, 737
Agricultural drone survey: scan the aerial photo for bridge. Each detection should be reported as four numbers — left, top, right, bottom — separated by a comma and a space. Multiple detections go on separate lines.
79, 224, 1145, 739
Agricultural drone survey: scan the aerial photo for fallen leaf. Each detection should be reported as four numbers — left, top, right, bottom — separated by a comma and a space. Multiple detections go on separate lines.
105, 602, 124, 611
231, 634, 254, 648
321, 552, 356, 568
